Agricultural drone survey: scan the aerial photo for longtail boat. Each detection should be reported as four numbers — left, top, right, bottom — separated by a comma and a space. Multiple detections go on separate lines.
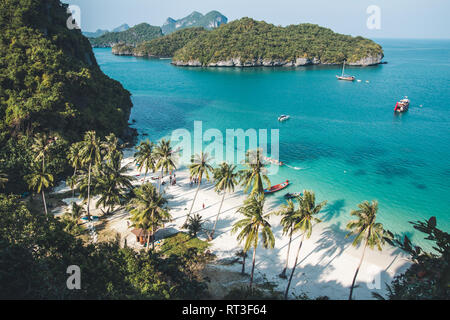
264, 180, 289, 194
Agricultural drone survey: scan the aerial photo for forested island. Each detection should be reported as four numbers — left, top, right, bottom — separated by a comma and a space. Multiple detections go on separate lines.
90, 23, 163, 48
172, 18, 384, 67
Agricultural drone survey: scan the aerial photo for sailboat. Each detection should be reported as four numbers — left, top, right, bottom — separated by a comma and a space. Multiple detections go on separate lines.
336, 61, 355, 81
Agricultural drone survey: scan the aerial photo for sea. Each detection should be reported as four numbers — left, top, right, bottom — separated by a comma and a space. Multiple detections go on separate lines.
94, 39, 450, 248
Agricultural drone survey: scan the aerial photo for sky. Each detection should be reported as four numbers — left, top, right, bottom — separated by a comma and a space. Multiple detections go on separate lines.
65, 0, 450, 39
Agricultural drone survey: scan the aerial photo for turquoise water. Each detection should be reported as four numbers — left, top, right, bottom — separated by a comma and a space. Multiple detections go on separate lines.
94, 39, 450, 246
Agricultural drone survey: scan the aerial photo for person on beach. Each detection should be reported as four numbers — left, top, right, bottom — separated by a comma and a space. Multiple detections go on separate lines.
202, 203, 205, 210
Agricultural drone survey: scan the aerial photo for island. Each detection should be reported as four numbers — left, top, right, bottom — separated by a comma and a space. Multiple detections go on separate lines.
172, 18, 384, 67
89, 23, 163, 48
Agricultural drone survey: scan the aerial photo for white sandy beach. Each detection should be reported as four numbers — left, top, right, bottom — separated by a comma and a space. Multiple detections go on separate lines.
53, 148, 412, 300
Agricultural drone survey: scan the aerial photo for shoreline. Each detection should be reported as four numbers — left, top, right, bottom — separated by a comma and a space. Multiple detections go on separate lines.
114, 148, 411, 299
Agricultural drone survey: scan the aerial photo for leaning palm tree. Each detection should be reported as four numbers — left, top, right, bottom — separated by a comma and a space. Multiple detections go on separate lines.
232, 195, 275, 289
67, 141, 83, 197
127, 183, 171, 251
239, 148, 271, 196
101, 133, 123, 160
186, 152, 214, 225
153, 139, 177, 192
79, 131, 102, 220
273, 199, 298, 279
25, 166, 54, 216
284, 191, 327, 299
134, 139, 155, 182
346, 200, 392, 300
209, 162, 238, 240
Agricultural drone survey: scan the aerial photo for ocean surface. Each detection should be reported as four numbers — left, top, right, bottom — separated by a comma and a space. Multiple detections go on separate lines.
94, 39, 450, 247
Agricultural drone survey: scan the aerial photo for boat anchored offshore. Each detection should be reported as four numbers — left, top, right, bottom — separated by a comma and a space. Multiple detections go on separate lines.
278, 115, 290, 122
394, 97, 410, 113
264, 180, 290, 194
336, 61, 355, 81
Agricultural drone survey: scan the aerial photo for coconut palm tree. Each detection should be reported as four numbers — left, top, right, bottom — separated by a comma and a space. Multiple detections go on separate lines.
153, 139, 177, 192
79, 131, 102, 220
127, 183, 171, 251
209, 162, 238, 240
67, 202, 86, 221
67, 141, 83, 197
101, 133, 123, 160
239, 148, 270, 196
284, 191, 327, 299
31, 132, 52, 170
186, 152, 214, 225
346, 200, 392, 300
273, 199, 298, 279
25, 166, 54, 216
185, 213, 204, 238
95, 153, 133, 215
232, 195, 275, 289
134, 139, 155, 182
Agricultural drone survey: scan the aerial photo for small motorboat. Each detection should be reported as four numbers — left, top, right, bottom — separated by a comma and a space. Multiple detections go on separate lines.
284, 192, 303, 199
336, 61, 355, 81
278, 115, 290, 122
394, 97, 410, 113
264, 180, 289, 194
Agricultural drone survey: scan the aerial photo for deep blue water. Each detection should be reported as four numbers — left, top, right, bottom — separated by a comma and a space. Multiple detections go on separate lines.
94, 39, 450, 247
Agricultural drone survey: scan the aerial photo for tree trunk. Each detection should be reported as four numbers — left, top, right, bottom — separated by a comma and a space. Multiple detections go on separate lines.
284, 233, 305, 300
151, 212, 155, 251
158, 167, 164, 192
249, 245, 257, 289
146, 233, 150, 252
241, 252, 246, 274
71, 167, 77, 198
209, 191, 226, 240
280, 227, 293, 279
86, 161, 92, 221
41, 190, 48, 217
349, 240, 369, 300
185, 178, 201, 225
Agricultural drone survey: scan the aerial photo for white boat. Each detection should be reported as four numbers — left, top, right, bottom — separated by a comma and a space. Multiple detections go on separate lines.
336, 61, 355, 81
278, 115, 290, 122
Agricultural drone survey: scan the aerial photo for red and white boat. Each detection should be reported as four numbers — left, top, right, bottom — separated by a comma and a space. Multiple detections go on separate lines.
264, 180, 289, 194
394, 97, 410, 113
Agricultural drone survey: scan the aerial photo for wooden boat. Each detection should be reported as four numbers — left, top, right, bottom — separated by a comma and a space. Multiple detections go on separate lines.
336, 61, 355, 81
264, 180, 289, 194
394, 97, 410, 113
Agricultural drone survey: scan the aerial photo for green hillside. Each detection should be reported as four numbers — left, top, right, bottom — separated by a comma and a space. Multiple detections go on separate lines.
172, 18, 384, 66
89, 23, 163, 47
161, 11, 227, 34
0, 0, 133, 192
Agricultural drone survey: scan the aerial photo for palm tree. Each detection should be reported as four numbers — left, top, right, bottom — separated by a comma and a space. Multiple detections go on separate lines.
209, 162, 238, 240
66, 202, 86, 221
185, 213, 204, 238
284, 191, 327, 300
346, 200, 392, 300
79, 131, 102, 220
31, 132, 53, 171
186, 152, 214, 225
153, 139, 177, 192
67, 142, 83, 197
25, 166, 54, 216
239, 149, 270, 196
232, 195, 275, 289
273, 199, 298, 279
134, 139, 155, 182
95, 153, 133, 215
101, 133, 123, 160
127, 183, 171, 251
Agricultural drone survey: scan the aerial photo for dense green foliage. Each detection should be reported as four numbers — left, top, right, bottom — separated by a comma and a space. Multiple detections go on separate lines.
129, 27, 208, 57
374, 217, 450, 300
173, 18, 383, 66
0, 0, 133, 193
162, 11, 227, 35
89, 23, 163, 47
0, 194, 209, 299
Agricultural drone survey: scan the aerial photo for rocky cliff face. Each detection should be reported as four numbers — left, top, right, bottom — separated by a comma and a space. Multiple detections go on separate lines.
172, 54, 383, 68
162, 11, 227, 34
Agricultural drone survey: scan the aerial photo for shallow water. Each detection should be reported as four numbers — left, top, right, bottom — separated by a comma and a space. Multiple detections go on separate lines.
94, 39, 450, 247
